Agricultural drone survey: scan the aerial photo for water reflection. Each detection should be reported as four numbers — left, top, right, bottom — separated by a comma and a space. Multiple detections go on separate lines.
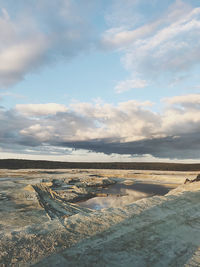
79, 182, 173, 210
0, 177, 24, 182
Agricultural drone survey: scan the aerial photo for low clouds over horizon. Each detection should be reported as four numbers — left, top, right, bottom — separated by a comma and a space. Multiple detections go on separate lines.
1, 94, 200, 160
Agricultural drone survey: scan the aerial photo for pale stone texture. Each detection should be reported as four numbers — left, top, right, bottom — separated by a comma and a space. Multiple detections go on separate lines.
0, 169, 200, 266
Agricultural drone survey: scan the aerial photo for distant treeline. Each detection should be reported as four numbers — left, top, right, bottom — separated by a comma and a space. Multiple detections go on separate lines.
0, 159, 200, 171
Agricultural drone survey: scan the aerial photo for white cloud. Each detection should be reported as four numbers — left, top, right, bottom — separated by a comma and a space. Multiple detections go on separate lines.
0, 1, 94, 88
38, 100, 159, 142
0, 38, 48, 87
15, 103, 68, 116
115, 78, 148, 93
102, 0, 200, 84
102, 0, 191, 49
20, 124, 55, 141
1, 94, 200, 158
164, 94, 200, 108
13, 95, 200, 145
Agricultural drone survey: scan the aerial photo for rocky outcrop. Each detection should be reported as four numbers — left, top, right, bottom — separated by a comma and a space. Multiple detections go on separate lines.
1, 169, 199, 266
1, 181, 200, 266
184, 173, 200, 184
34, 182, 200, 267
32, 183, 92, 220
31, 177, 116, 220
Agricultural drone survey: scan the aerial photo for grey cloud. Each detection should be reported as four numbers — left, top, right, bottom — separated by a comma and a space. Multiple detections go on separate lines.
1, 95, 200, 159
55, 133, 200, 159
0, 0, 95, 88
0, 108, 38, 147
0, 106, 95, 154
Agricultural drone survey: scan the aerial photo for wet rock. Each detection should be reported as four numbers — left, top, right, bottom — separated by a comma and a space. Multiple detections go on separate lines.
68, 178, 80, 184
0, 193, 8, 201
52, 179, 63, 187
102, 178, 116, 186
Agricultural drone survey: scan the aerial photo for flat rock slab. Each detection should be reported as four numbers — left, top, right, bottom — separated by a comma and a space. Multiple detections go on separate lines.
35, 183, 200, 267
0, 169, 199, 266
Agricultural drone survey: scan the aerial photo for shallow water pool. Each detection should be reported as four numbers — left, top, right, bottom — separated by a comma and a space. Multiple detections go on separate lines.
78, 182, 174, 210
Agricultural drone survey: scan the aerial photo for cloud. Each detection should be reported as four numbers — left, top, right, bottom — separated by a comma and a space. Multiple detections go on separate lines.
0, 38, 48, 87
102, 0, 200, 84
0, 1, 94, 88
1, 94, 200, 159
69, 100, 158, 142
16, 103, 68, 116
115, 78, 148, 93
58, 133, 200, 160
102, 0, 191, 49
1, 0, 198, 90
164, 94, 200, 109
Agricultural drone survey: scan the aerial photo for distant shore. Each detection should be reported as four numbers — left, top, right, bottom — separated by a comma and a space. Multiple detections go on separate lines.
0, 159, 200, 171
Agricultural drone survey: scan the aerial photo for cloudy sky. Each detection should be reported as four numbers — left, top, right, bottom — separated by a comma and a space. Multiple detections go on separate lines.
0, 0, 200, 162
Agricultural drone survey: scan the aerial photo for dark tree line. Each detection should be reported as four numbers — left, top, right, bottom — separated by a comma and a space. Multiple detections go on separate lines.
0, 159, 200, 171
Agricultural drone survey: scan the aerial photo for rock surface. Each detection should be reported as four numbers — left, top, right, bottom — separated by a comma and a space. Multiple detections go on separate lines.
0, 169, 200, 266
34, 182, 200, 267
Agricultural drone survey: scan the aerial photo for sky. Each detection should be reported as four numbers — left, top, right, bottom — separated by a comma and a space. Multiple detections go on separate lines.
0, 0, 200, 162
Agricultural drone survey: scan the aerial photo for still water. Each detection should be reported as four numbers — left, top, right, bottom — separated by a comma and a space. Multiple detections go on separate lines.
79, 182, 174, 210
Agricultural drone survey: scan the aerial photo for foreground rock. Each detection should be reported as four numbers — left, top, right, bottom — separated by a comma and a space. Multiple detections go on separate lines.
0, 169, 198, 266
1, 180, 200, 266
184, 173, 200, 184
34, 182, 200, 267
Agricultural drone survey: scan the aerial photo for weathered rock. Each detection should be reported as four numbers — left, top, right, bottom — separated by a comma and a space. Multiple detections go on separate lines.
1, 182, 200, 266
32, 183, 92, 220
184, 178, 191, 184
0, 169, 197, 266
192, 174, 200, 182
184, 174, 200, 184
